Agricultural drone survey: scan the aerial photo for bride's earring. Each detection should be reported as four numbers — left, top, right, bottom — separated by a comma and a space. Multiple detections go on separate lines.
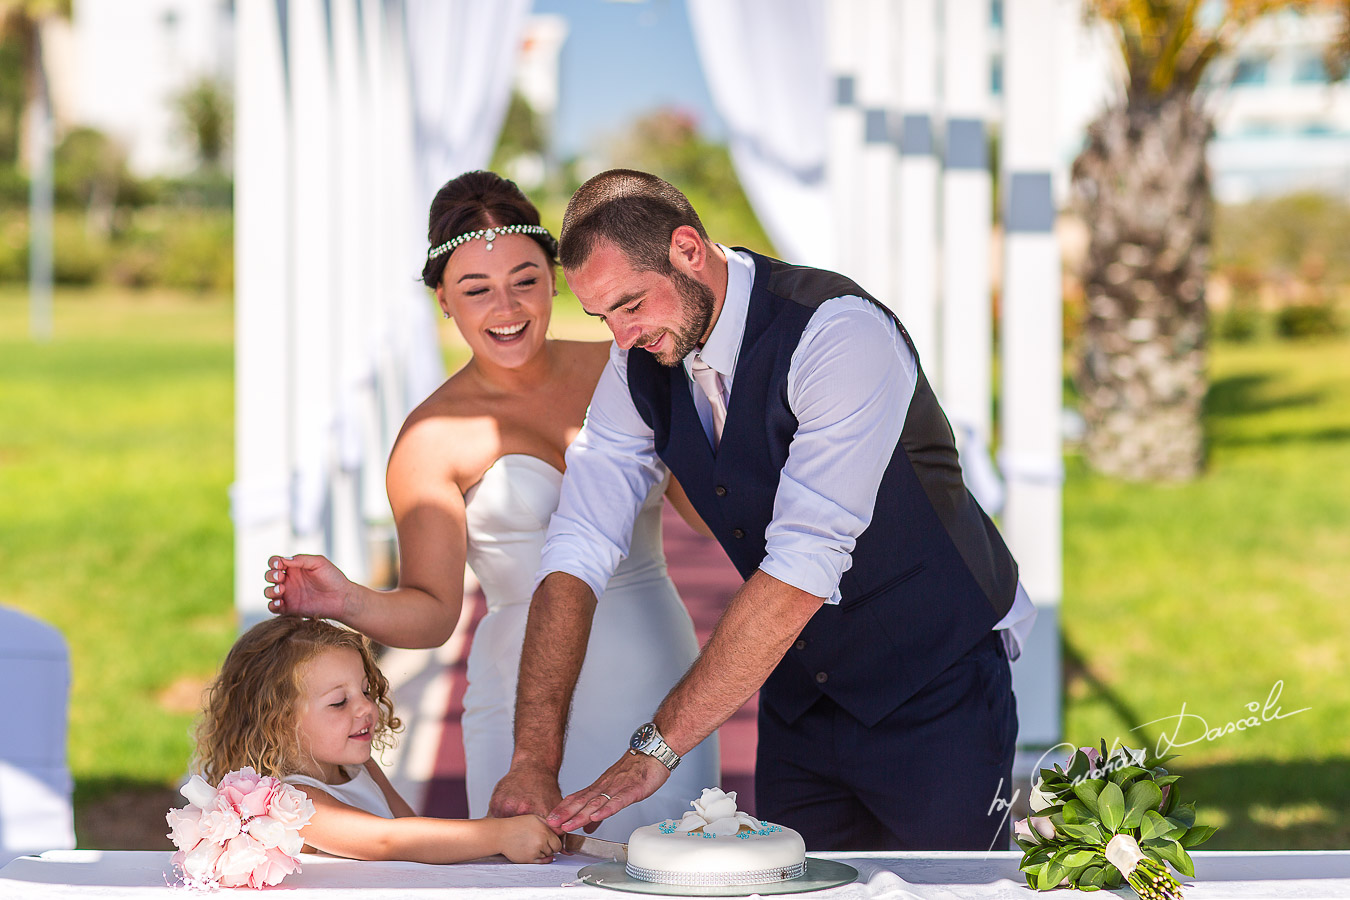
443, 311, 451, 320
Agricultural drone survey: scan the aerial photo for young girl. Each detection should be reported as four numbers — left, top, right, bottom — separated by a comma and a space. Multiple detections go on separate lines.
193, 617, 562, 864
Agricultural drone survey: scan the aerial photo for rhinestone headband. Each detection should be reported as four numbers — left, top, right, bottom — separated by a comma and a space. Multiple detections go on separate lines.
427, 224, 552, 261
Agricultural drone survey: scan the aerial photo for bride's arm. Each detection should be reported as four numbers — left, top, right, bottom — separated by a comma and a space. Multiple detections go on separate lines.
489, 571, 597, 821
664, 476, 713, 539
266, 413, 470, 649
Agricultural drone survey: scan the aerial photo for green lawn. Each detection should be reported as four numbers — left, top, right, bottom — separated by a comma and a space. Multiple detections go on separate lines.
1061, 336, 1350, 849
1, 288, 1346, 849
0, 288, 236, 807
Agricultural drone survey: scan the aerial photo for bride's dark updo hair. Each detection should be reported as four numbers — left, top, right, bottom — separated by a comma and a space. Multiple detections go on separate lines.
421, 170, 559, 289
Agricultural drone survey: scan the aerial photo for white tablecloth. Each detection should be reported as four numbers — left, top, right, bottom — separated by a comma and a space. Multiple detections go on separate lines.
3, 849, 1350, 898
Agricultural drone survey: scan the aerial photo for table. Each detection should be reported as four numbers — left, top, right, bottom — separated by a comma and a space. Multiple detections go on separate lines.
3, 849, 1350, 898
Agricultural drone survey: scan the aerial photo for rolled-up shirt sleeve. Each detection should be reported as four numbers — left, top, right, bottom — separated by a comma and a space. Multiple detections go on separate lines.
535, 342, 667, 600
759, 298, 917, 603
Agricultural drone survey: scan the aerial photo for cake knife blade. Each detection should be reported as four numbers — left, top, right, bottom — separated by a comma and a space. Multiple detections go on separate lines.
563, 833, 628, 862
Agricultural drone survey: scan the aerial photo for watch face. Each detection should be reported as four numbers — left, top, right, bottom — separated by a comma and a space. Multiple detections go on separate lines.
630, 723, 656, 751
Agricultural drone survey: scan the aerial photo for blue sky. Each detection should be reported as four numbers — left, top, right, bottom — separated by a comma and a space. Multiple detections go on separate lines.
529, 0, 725, 156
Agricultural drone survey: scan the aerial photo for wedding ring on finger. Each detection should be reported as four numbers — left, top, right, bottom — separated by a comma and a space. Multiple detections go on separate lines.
598, 792, 612, 802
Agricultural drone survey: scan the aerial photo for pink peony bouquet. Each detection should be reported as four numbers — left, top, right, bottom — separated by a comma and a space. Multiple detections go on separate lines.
165, 767, 316, 890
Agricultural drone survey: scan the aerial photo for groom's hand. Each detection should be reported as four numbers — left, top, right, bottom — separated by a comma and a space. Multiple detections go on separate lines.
548, 752, 670, 834
489, 764, 563, 827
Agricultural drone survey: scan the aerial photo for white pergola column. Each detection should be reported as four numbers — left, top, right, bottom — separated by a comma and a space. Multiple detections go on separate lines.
855, 0, 898, 308
357, 0, 398, 538
940, 0, 995, 457
894, 0, 940, 377
826, 0, 864, 280
287, 0, 338, 558
367, 0, 418, 467
232, 0, 294, 629
329, 0, 375, 587
1001, 0, 1064, 749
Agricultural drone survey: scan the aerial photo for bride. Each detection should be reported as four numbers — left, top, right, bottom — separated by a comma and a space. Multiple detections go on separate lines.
263, 170, 717, 839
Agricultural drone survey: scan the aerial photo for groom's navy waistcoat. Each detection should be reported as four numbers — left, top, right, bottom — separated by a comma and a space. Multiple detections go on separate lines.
627, 250, 1018, 728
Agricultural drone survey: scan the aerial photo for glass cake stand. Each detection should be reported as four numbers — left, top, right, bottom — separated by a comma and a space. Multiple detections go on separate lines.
577, 858, 858, 896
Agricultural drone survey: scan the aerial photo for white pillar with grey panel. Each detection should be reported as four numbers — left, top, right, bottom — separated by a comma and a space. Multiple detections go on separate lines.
894, 0, 941, 379
1000, 0, 1064, 751
940, 0, 996, 467
854, 0, 899, 312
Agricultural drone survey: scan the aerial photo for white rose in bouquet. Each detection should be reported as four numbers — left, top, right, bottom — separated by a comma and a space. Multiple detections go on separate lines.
180, 838, 225, 887
216, 833, 269, 888
165, 805, 203, 851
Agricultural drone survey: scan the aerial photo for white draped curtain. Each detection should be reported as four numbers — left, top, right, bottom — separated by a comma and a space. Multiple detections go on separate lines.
233, 0, 528, 625
685, 0, 833, 269
406, 0, 532, 215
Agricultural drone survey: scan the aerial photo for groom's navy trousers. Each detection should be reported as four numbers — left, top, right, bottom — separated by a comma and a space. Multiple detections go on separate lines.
756, 630, 1017, 851
626, 250, 1022, 850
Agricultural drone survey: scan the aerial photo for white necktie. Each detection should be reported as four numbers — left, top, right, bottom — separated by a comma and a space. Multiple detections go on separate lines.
690, 354, 727, 449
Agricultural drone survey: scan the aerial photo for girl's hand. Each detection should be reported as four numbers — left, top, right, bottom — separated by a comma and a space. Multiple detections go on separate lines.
496, 815, 563, 865
264, 554, 353, 620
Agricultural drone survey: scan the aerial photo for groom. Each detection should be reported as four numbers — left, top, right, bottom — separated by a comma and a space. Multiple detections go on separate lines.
489, 169, 1035, 850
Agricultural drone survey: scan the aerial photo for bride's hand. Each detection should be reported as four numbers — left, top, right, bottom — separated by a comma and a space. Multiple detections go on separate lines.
264, 554, 353, 620
489, 764, 563, 827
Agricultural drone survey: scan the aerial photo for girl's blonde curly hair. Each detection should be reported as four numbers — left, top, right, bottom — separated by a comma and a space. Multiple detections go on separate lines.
193, 617, 402, 785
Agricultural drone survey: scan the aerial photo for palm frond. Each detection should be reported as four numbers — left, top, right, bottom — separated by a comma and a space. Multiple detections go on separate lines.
1087, 0, 1328, 97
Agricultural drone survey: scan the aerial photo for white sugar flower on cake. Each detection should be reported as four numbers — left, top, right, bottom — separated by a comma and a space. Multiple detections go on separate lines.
669, 788, 762, 836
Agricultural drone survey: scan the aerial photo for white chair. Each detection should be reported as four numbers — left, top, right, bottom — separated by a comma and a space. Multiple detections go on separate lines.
0, 607, 76, 867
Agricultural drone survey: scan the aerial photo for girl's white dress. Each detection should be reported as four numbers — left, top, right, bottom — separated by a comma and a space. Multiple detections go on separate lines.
285, 766, 395, 818
461, 454, 719, 840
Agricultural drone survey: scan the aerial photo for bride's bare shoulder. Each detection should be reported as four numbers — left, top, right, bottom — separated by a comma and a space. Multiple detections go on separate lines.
555, 339, 615, 378
389, 378, 494, 483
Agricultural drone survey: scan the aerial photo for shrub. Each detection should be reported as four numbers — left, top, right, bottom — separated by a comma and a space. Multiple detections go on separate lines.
0, 207, 233, 292
1276, 303, 1342, 339
0, 165, 27, 206
149, 212, 234, 293
1215, 193, 1350, 288
54, 127, 137, 216
0, 216, 26, 281
51, 218, 112, 286
1216, 305, 1263, 342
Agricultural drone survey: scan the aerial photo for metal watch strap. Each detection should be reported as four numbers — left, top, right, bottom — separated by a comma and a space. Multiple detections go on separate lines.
630, 724, 682, 771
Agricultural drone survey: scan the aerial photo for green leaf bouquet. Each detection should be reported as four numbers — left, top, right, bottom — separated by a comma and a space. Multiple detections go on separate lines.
1013, 742, 1217, 898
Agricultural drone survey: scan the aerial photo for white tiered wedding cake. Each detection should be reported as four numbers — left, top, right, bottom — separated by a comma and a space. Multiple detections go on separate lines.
624, 788, 806, 887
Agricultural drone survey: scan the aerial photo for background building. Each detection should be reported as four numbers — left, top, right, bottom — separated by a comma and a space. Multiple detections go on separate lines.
1205, 8, 1350, 202
58, 0, 233, 176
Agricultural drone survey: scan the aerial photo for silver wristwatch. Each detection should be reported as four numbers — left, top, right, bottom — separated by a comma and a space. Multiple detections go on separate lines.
629, 722, 682, 771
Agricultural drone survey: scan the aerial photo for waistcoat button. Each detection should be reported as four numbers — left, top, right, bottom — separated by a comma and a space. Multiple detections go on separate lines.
731, 528, 745, 539
714, 485, 727, 497
815, 671, 828, 684
794, 640, 807, 651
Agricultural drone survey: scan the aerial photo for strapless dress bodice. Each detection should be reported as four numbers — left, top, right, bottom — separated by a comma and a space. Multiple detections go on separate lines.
463, 454, 668, 611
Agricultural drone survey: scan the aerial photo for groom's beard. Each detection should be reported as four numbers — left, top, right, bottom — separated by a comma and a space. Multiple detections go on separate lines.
640, 268, 715, 367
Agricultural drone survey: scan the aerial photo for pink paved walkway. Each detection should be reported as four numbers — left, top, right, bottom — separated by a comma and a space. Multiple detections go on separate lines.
423, 503, 759, 819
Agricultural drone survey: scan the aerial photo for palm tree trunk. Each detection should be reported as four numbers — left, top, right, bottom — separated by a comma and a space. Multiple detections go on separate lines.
1071, 90, 1213, 481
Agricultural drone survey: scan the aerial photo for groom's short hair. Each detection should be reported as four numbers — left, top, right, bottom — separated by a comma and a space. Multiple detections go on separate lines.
559, 169, 710, 275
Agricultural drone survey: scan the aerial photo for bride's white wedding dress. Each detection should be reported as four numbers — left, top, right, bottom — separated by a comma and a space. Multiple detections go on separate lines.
461, 454, 719, 839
